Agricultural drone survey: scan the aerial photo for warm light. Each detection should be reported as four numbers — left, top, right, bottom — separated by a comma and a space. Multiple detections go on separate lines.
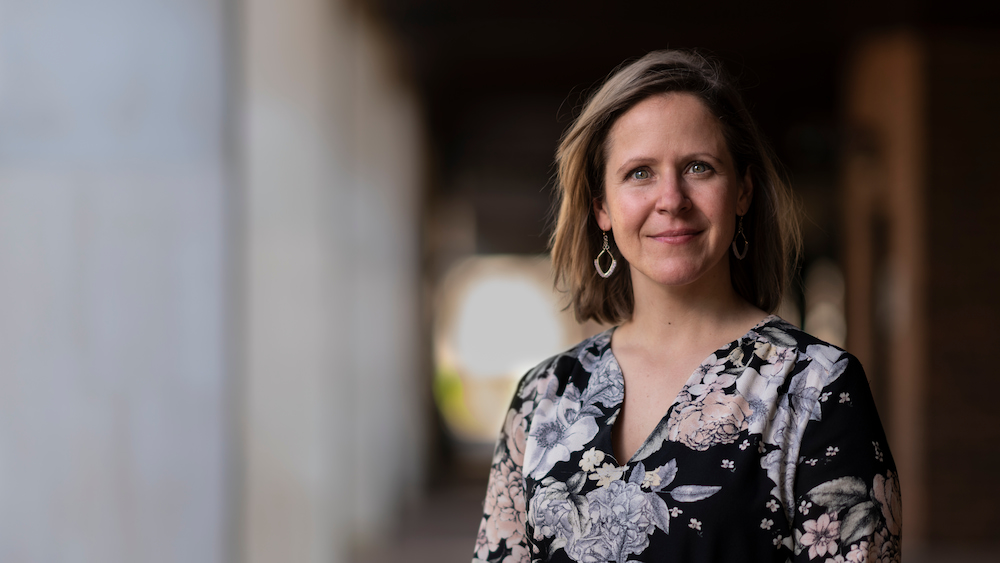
803, 258, 847, 347
433, 255, 584, 443
454, 275, 563, 379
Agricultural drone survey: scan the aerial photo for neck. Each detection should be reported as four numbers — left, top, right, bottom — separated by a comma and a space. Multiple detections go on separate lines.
617, 266, 764, 350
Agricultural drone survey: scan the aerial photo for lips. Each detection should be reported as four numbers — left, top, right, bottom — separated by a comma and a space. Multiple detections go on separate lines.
649, 228, 702, 243
651, 228, 701, 237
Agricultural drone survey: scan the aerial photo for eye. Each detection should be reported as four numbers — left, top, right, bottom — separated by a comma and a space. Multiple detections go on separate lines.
629, 168, 651, 181
688, 161, 713, 174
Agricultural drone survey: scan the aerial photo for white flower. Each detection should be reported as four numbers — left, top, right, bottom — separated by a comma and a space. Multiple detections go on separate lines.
565, 480, 664, 562
765, 499, 779, 512
641, 470, 661, 489
839, 392, 850, 403
687, 362, 735, 396
579, 447, 605, 472
688, 518, 702, 531
773, 534, 784, 547
670, 507, 683, 517
761, 518, 773, 530
527, 482, 575, 540
799, 500, 813, 514
740, 439, 750, 450
756, 343, 797, 377
804, 343, 848, 374
736, 366, 784, 435
524, 396, 600, 479
805, 458, 818, 466
588, 462, 625, 487
820, 392, 831, 402
721, 459, 735, 470
826, 446, 839, 457
574, 335, 625, 408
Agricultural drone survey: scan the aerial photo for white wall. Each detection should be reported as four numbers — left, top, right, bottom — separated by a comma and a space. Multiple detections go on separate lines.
0, 0, 425, 561
0, 0, 231, 562
350, 17, 426, 547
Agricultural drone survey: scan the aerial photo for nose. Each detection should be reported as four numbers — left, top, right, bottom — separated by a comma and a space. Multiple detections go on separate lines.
655, 172, 691, 215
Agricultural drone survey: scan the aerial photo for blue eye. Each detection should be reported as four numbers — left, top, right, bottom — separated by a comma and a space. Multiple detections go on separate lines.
630, 168, 651, 180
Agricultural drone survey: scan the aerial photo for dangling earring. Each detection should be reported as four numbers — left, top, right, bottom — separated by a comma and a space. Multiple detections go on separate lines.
594, 231, 617, 278
731, 215, 749, 260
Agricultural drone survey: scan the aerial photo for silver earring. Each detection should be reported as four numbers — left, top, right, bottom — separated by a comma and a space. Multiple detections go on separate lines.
594, 231, 617, 278
732, 215, 748, 260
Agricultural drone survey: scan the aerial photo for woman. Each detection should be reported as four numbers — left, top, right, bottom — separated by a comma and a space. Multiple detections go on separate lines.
473, 50, 901, 563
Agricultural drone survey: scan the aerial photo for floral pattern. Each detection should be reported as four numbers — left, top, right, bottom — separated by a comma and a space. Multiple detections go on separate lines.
473, 316, 901, 562
667, 388, 752, 451
800, 513, 840, 559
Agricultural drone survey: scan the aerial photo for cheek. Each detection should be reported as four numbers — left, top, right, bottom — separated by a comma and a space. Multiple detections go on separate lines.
701, 187, 739, 221
606, 195, 651, 230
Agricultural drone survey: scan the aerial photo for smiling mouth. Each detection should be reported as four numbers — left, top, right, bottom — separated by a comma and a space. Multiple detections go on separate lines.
650, 229, 702, 243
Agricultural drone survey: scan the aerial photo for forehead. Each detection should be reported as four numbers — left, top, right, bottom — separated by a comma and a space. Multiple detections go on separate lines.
605, 92, 727, 160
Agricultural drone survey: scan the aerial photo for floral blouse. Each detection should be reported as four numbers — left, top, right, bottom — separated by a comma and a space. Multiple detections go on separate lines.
473, 316, 901, 563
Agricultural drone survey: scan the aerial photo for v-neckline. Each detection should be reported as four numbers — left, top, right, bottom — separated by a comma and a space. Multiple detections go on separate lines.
603, 314, 778, 465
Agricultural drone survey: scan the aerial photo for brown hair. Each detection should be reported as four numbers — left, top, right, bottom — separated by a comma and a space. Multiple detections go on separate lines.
550, 49, 801, 324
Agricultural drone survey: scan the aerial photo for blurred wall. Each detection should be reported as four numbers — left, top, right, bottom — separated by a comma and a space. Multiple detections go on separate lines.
844, 29, 1000, 553
0, 0, 427, 561
922, 31, 1000, 547
0, 0, 231, 561
241, 1, 426, 562
843, 30, 928, 543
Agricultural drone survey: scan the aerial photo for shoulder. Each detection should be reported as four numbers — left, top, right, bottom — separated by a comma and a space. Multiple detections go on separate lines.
748, 315, 864, 386
752, 318, 887, 454
512, 328, 616, 405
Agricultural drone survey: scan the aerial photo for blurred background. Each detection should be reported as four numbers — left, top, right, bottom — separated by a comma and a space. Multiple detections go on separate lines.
0, 0, 998, 562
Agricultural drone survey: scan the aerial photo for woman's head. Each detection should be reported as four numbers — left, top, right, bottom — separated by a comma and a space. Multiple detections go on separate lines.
550, 49, 801, 324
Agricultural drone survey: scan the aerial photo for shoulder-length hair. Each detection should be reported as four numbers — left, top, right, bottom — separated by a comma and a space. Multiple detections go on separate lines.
551, 49, 801, 325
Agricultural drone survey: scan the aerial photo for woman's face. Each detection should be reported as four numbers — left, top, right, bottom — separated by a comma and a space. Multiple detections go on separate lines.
594, 92, 752, 293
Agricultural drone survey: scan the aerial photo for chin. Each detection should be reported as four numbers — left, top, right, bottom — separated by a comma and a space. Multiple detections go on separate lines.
633, 266, 710, 288
630, 253, 732, 289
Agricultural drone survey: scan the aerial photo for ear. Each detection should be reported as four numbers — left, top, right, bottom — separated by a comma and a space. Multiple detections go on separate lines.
736, 167, 754, 216
593, 197, 612, 231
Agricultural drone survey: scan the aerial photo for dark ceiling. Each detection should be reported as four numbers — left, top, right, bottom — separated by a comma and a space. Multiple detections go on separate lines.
369, 0, 1000, 258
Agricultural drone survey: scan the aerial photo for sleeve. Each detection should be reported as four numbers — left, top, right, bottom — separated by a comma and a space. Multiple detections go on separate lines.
472, 372, 534, 563
790, 355, 902, 563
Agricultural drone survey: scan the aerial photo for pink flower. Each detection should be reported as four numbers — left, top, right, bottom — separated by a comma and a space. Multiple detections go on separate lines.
872, 526, 900, 563
505, 406, 529, 467
873, 471, 901, 537
846, 540, 870, 563
667, 390, 751, 451
474, 526, 490, 560
502, 544, 529, 563
801, 513, 841, 559
481, 458, 526, 553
